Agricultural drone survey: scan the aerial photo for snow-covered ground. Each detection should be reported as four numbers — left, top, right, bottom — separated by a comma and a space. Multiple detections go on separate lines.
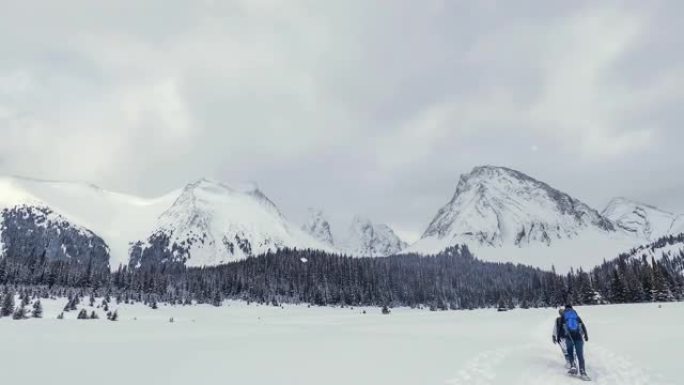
0, 300, 679, 385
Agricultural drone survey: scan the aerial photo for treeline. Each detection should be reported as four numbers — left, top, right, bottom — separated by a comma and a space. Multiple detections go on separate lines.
585, 233, 684, 304
140, 246, 568, 309
1, 236, 683, 311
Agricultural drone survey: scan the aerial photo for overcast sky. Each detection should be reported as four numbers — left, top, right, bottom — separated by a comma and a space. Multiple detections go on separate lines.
1, 1, 682, 241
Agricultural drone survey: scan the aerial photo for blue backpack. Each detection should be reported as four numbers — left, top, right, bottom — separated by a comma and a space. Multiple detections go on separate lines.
564, 309, 580, 332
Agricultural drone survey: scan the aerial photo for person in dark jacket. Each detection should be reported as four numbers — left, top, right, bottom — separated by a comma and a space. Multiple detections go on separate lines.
557, 305, 589, 377
552, 308, 572, 368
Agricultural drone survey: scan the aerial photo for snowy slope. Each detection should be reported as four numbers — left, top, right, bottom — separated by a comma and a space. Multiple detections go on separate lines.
131, 179, 332, 267
602, 197, 677, 241
406, 166, 640, 271
339, 216, 408, 257
0, 176, 178, 268
618, 235, 684, 264
671, 215, 684, 235
301, 208, 335, 246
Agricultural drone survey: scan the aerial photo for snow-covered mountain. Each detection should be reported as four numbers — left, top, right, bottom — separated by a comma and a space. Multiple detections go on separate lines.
300, 210, 407, 257
130, 179, 330, 267
301, 208, 334, 246
602, 198, 677, 241
406, 166, 642, 271
338, 216, 407, 257
0, 176, 179, 268
2, 168, 682, 271
413, 166, 616, 248
0, 176, 329, 269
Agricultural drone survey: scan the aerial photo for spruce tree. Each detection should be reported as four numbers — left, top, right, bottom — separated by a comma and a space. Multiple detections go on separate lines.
12, 304, 27, 320
608, 270, 626, 303
1, 290, 15, 317
77, 309, 88, 319
651, 259, 672, 302
32, 300, 43, 318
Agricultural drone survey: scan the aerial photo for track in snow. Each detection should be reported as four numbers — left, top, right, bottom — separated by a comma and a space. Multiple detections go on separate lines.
447, 317, 673, 385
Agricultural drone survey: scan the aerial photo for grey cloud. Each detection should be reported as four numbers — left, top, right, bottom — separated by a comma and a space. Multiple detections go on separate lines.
1, 0, 682, 242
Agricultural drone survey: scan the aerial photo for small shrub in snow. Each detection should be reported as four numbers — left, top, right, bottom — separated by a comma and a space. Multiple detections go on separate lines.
108, 310, 118, 321
90, 311, 99, 320
77, 309, 89, 319
57, 312, 64, 320
381, 306, 391, 315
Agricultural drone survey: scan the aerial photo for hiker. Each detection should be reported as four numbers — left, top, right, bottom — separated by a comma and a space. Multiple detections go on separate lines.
557, 304, 589, 379
552, 308, 572, 368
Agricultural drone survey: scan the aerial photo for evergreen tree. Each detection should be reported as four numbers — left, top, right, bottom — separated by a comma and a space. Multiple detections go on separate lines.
608, 270, 627, 303
1, 290, 15, 317
651, 258, 672, 302
77, 309, 88, 319
32, 300, 43, 318
12, 304, 27, 320
212, 290, 222, 307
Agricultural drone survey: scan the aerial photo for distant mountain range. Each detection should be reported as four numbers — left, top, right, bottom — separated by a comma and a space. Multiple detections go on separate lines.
0, 177, 329, 270
1, 166, 682, 271
301, 209, 407, 257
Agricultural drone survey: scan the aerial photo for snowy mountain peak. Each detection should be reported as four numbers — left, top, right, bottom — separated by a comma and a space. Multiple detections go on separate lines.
132, 180, 327, 267
302, 208, 334, 246
179, 178, 282, 217
602, 197, 676, 241
341, 216, 407, 257
417, 165, 616, 249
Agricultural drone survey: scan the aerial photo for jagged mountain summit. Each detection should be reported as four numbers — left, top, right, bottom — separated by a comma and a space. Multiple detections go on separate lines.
301, 208, 334, 246
602, 197, 678, 241
406, 166, 642, 271
339, 216, 408, 257
415, 166, 616, 248
130, 179, 330, 267
301, 210, 407, 257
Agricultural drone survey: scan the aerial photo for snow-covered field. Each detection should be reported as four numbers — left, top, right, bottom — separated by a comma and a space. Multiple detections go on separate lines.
0, 300, 679, 385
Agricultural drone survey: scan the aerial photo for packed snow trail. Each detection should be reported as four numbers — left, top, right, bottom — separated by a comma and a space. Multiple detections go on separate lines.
448, 314, 674, 385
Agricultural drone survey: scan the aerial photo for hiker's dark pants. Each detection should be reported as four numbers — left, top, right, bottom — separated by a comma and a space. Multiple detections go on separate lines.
566, 337, 585, 373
